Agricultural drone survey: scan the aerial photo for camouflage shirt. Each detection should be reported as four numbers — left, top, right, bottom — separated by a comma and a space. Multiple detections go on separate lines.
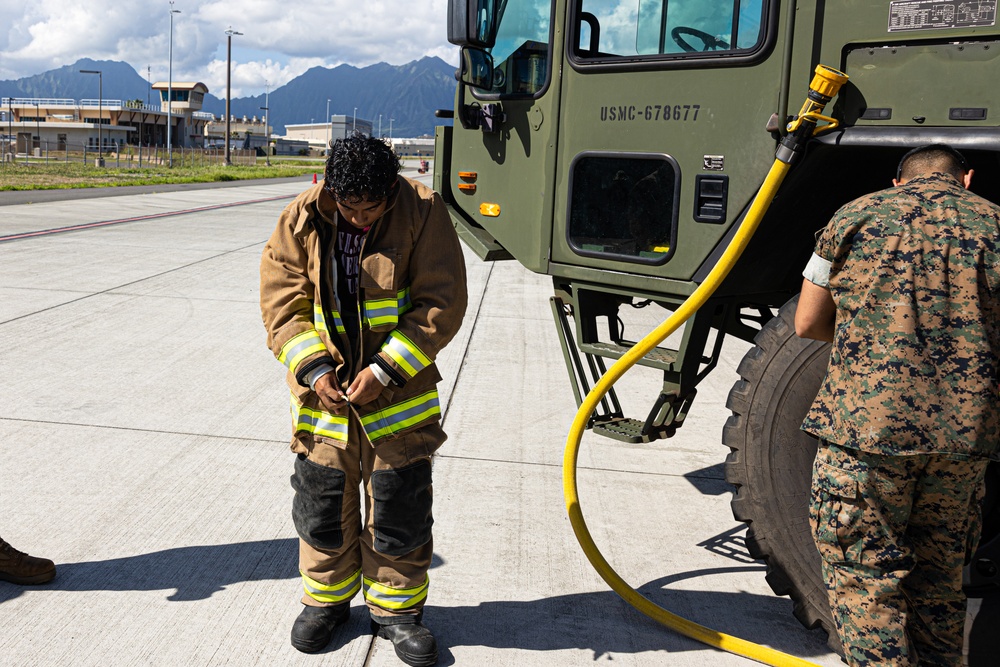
802, 173, 1000, 460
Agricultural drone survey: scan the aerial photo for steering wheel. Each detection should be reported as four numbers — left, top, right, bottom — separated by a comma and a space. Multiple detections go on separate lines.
671, 26, 730, 52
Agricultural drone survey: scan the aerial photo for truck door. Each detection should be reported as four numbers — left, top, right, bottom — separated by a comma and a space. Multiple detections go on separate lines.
445, 0, 561, 273
552, 0, 786, 283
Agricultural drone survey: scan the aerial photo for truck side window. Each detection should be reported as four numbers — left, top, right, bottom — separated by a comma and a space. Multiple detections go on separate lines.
474, 0, 553, 97
568, 154, 679, 264
575, 0, 767, 61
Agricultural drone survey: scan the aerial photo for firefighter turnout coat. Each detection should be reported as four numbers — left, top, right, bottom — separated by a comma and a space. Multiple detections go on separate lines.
260, 177, 468, 448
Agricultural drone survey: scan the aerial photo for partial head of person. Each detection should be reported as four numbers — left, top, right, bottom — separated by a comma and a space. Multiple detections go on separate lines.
893, 143, 972, 188
324, 133, 401, 229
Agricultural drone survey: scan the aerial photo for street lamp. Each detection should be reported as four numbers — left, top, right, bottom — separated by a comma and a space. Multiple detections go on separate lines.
168, 2, 181, 167
389, 117, 394, 141
260, 81, 270, 166
326, 98, 331, 149
224, 26, 243, 166
80, 69, 103, 165
7, 97, 13, 161
378, 113, 382, 138
32, 101, 40, 154
353, 107, 357, 133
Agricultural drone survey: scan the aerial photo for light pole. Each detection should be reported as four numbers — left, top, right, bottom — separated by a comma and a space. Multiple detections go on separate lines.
378, 113, 382, 138
326, 98, 331, 149
260, 81, 270, 166
168, 3, 181, 167
353, 107, 357, 133
32, 101, 40, 154
6, 97, 12, 161
80, 69, 103, 165
389, 117, 394, 141
224, 26, 243, 166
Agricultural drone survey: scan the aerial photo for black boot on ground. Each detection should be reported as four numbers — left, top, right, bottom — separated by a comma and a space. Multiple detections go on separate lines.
372, 619, 438, 667
290, 603, 350, 653
0, 538, 56, 585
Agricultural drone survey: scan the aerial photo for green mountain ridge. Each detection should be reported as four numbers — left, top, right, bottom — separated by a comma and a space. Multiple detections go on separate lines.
0, 56, 457, 138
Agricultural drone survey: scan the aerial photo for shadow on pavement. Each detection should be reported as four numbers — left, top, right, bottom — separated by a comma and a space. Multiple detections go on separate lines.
0, 537, 300, 603
5, 537, 992, 664
0, 538, 447, 605
968, 593, 1000, 667
424, 566, 839, 664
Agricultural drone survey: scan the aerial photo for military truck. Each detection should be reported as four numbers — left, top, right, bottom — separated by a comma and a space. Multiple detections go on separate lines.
433, 0, 1000, 649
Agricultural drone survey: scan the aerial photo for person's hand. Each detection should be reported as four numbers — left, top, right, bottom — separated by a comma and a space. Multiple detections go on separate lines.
314, 373, 348, 413
346, 367, 385, 406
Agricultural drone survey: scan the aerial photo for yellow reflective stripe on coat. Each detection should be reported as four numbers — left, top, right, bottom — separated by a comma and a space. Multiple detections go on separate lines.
290, 395, 349, 442
314, 303, 346, 335
363, 287, 412, 328
278, 329, 326, 375
363, 574, 428, 611
302, 568, 361, 604
381, 330, 432, 378
361, 390, 440, 442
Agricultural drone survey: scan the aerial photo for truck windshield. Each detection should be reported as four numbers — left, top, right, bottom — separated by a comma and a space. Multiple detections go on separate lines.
477, 0, 552, 96
576, 0, 766, 59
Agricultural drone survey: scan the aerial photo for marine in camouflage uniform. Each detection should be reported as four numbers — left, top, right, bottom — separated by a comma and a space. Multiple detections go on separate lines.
795, 144, 1000, 666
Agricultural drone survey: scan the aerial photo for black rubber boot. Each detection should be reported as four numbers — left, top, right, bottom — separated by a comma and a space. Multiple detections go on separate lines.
372, 620, 438, 667
290, 603, 350, 653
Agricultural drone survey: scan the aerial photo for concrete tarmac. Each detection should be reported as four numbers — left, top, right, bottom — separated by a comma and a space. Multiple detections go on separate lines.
0, 171, 961, 665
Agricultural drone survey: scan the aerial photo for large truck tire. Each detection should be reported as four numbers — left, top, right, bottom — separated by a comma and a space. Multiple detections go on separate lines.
723, 294, 1000, 657
721, 295, 839, 649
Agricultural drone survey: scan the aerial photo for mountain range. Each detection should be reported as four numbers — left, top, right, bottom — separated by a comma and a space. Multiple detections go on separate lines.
0, 57, 458, 138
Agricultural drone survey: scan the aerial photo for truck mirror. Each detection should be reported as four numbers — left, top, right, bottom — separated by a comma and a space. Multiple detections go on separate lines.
459, 46, 494, 90
447, 0, 494, 48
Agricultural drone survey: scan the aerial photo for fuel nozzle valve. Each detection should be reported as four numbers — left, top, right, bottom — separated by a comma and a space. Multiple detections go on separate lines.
777, 65, 849, 165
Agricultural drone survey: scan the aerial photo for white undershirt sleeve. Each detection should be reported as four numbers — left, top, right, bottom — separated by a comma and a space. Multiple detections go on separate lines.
802, 252, 832, 287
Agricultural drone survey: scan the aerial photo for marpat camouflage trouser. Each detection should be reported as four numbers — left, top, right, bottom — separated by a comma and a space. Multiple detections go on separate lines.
810, 442, 988, 667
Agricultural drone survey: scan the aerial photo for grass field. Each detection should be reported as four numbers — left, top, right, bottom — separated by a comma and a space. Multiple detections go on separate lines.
0, 158, 326, 191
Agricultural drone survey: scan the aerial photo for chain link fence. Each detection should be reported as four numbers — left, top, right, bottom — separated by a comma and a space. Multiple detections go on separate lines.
1, 138, 258, 168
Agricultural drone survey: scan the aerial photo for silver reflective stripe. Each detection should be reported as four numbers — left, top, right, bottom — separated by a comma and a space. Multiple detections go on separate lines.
362, 575, 428, 610
302, 569, 362, 603
291, 397, 350, 442
361, 390, 440, 442
284, 337, 321, 364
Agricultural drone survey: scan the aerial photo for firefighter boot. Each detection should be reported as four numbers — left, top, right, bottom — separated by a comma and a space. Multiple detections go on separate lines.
0, 537, 56, 585
290, 603, 350, 653
372, 619, 438, 667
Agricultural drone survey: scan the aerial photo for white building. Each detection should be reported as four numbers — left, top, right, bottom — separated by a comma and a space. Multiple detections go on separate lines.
1, 81, 211, 157
283, 114, 373, 153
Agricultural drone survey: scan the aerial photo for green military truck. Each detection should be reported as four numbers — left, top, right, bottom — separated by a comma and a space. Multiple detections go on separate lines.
434, 0, 1000, 648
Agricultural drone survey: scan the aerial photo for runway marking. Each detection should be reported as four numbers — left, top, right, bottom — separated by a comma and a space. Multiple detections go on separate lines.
0, 193, 295, 243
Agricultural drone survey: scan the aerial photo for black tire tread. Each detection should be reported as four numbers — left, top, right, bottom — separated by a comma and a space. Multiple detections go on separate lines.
722, 297, 839, 646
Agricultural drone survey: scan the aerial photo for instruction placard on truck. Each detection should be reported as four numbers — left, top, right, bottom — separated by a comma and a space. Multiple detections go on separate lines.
889, 0, 997, 31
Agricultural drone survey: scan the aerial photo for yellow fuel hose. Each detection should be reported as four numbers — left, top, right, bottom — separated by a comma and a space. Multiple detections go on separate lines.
563, 66, 847, 667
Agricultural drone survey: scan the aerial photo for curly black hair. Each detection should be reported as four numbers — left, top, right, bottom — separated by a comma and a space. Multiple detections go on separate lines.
323, 133, 401, 202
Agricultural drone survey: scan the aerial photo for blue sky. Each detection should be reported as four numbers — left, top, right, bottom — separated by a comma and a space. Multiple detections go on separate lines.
0, 0, 458, 97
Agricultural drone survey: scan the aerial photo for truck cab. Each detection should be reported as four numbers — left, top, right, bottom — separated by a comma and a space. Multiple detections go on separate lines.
435, 0, 1000, 651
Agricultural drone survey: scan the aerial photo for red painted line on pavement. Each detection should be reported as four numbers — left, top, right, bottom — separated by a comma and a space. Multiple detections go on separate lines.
0, 193, 295, 243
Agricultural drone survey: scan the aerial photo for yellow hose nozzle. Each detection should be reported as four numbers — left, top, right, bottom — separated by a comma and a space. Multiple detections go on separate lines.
809, 65, 848, 101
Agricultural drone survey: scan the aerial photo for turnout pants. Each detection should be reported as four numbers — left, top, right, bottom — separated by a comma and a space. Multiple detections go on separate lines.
290, 416, 445, 622
810, 442, 988, 667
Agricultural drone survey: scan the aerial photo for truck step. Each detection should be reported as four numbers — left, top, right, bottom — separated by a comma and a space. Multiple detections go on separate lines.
580, 341, 677, 370
592, 417, 661, 444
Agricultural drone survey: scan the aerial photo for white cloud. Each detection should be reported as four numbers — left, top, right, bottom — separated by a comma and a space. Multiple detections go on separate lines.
0, 0, 460, 97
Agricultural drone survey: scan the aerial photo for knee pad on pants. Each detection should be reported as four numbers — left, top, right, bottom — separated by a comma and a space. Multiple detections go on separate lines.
371, 460, 432, 556
291, 454, 346, 550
